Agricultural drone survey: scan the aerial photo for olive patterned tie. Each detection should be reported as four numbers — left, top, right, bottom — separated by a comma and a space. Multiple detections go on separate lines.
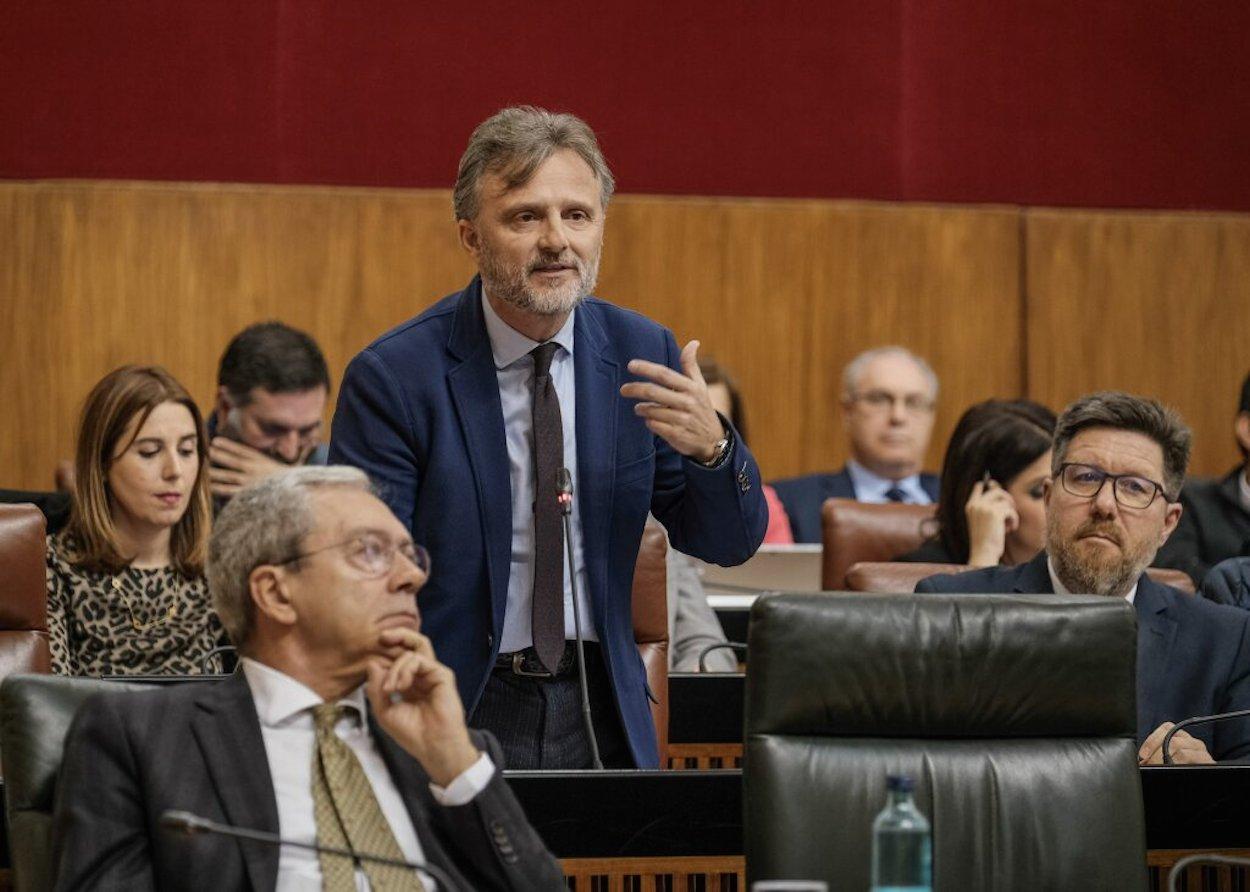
311, 703, 425, 891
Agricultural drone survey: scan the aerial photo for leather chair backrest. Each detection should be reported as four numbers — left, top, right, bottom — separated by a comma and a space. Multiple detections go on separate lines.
847, 560, 1199, 596
744, 592, 1146, 890
0, 675, 146, 892
632, 524, 669, 764
0, 504, 51, 682
845, 561, 971, 592
820, 498, 936, 590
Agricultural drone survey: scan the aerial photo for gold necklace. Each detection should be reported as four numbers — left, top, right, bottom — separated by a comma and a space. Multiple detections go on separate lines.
111, 575, 180, 632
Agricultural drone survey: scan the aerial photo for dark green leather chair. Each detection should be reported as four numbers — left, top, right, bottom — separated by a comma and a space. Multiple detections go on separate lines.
744, 592, 1146, 890
0, 675, 144, 892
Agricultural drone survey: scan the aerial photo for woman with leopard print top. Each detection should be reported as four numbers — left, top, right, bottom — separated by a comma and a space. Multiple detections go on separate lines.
46, 366, 226, 676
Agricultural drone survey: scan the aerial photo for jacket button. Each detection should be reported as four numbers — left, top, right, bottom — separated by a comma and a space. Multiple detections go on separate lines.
487, 633, 494, 649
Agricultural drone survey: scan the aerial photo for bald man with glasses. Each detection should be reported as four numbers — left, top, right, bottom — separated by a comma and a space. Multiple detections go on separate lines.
917, 391, 1250, 764
772, 346, 941, 543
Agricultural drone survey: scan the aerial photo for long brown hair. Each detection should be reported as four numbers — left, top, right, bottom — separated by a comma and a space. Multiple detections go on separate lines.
63, 365, 211, 576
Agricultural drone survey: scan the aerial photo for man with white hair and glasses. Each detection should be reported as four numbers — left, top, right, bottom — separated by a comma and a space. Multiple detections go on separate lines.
772, 345, 941, 543
52, 466, 565, 890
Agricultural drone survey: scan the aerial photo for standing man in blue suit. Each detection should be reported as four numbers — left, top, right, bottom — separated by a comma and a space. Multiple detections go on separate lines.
772, 346, 941, 542
330, 107, 767, 770
918, 391, 1250, 763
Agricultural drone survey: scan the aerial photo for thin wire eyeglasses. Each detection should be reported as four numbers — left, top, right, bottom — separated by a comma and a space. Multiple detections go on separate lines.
273, 533, 431, 578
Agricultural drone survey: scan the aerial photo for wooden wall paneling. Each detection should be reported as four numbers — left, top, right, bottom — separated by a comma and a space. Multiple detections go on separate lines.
800, 203, 1024, 479
1025, 209, 1250, 478
0, 181, 478, 490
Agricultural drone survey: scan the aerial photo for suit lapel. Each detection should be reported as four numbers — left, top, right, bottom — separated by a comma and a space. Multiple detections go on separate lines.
370, 718, 471, 890
190, 673, 280, 891
1133, 576, 1179, 740
573, 302, 618, 636
1011, 552, 1056, 593
446, 279, 513, 632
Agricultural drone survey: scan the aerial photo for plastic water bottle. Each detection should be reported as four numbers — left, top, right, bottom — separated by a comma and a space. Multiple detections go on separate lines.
871, 774, 932, 892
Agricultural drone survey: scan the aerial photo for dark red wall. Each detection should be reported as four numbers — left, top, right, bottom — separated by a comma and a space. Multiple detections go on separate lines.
3, 1, 1248, 210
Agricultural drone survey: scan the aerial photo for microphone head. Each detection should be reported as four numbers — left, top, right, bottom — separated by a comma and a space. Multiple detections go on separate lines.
556, 467, 573, 495
159, 810, 208, 835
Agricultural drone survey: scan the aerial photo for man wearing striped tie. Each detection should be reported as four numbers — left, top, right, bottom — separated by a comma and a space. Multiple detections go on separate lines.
51, 466, 565, 891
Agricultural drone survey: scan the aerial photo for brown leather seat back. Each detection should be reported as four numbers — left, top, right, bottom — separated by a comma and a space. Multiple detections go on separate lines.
848, 560, 1199, 596
846, 561, 971, 593
821, 499, 937, 590
631, 523, 669, 764
0, 504, 51, 680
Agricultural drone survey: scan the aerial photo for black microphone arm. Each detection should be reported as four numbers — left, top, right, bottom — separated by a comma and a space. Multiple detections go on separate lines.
556, 467, 603, 770
1161, 707, 1250, 764
159, 809, 459, 889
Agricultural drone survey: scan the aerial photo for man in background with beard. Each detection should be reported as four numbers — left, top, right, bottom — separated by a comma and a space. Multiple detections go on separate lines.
918, 391, 1250, 763
329, 107, 768, 770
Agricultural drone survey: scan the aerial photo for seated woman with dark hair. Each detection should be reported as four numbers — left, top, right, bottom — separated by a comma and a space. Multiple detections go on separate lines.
899, 399, 1056, 567
47, 365, 225, 675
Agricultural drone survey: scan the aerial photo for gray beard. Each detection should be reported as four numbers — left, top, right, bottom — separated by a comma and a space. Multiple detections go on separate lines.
478, 247, 599, 317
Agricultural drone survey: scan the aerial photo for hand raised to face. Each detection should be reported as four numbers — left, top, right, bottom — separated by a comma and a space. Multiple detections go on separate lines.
364, 627, 481, 786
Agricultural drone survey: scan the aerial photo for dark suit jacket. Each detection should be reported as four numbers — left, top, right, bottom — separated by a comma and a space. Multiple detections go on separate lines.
1156, 468, 1250, 586
916, 551, 1250, 760
51, 673, 565, 891
329, 278, 768, 767
769, 467, 940, 544
1201, 557, 1250, 611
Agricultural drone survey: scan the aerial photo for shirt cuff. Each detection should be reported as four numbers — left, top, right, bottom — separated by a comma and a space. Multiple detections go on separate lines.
428, 751, 495, 806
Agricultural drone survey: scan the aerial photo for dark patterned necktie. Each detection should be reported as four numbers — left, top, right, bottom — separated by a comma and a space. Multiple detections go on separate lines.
530, 342, 565, 674
885, 486, 907, 503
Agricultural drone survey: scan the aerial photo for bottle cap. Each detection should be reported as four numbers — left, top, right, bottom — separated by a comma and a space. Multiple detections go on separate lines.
886, 774, 915, 793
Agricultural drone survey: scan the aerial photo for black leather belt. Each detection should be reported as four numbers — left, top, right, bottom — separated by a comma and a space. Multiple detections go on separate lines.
493, 642, 588, 678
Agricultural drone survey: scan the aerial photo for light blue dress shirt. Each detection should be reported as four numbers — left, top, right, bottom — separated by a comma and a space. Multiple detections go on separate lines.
480, 293, 596, 652
846, 459, 933, 505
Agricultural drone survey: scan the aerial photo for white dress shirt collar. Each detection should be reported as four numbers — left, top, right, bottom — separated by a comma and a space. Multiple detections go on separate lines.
1238, 467, 1250, 514
845, 459, 932, 505
480, 290, 576, 370
241, 657, 368, 729
1047, 555, 1137, 605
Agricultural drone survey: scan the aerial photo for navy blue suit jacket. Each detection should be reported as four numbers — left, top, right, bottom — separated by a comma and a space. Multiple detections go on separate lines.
329, 278, 768, 767
916, 552, 1250, 760
770, 467, 940, 544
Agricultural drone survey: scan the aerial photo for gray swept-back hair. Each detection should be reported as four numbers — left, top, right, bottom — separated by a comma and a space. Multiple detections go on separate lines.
208, 465, 372, 650
840, 346, 939, 402
1052, 391, 1191, 500
452, 106, 615, 221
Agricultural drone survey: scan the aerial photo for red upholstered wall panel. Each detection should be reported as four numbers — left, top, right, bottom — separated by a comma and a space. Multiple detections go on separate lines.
2, 2, 1248, 210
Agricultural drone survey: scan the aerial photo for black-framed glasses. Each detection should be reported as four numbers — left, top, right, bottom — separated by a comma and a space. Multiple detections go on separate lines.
274, 533, 431, 579
1056, 462, 1172, 510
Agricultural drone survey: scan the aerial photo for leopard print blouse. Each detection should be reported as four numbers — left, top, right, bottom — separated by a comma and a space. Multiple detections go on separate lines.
46, 533, 226, 676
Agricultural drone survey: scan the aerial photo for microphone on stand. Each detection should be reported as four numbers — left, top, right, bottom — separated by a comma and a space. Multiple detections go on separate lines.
159, 810, 459, 889
1161, 707, 1250, 764
556, 467, 603, 770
